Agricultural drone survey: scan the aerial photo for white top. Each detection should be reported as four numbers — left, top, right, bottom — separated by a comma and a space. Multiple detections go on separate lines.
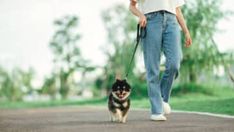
138, 0, 185, 14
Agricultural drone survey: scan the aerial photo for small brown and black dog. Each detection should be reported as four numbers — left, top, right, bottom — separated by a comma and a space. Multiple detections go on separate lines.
108, 79, 131, 123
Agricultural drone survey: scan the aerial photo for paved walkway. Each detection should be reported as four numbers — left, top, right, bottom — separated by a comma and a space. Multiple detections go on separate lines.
0, 107, 233, 132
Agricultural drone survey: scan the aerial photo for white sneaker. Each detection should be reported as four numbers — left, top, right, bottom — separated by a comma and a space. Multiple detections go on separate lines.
163, 102, 171, 115
150, 114, 167, 121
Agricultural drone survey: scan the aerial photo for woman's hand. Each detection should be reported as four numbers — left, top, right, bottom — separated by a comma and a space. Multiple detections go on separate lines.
185, 32, 192, 48
131, 0, 137, 4
129, 0, 146, 27
139, 14, 147, 27
176, 7, 192, 48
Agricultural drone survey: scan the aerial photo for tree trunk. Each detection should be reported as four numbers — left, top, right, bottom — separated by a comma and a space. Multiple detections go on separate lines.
189, 71, 197, 83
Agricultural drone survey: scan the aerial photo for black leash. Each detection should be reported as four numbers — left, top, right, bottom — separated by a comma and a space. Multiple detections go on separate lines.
125, 24, 146, 79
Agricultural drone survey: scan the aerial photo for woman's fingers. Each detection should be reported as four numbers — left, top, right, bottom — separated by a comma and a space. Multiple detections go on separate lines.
185, 38, 192, 48
141, 20, 146, 27
139, 15, 147, 27
184, 33, 192, 48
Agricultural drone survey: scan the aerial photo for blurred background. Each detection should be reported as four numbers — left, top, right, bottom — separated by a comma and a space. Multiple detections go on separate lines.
0, 0, 234, 115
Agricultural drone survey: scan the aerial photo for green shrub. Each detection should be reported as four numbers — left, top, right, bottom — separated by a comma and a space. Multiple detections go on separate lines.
171, 83, 215, 96
129, 78, 148, 99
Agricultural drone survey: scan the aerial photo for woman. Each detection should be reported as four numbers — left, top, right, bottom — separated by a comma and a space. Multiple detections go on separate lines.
129, 0, 192, 121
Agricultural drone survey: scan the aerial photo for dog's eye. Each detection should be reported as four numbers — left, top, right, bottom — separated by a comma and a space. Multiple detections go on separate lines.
117, 86, 120, 89
123, 86, 126, 89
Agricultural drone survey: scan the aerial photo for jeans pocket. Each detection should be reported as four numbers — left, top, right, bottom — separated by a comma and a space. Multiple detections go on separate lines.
170, 16, 178, 25
145, 12, 158, 21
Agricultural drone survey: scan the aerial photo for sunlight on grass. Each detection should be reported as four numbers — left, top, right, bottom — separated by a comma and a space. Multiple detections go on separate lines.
1, 84, 234, 115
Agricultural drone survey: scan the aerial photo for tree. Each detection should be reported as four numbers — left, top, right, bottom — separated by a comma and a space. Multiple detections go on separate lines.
49, 15, 89, 99
180, 0, 234, 83
41, 73, 57, 100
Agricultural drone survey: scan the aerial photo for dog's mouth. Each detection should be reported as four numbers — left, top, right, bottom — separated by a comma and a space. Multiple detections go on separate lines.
117, 93, 126, 99
113, 92, 130, 100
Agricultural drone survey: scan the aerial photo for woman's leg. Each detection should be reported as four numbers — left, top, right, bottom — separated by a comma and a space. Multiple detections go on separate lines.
142, 13, 164, 114
160, 13, 183, 103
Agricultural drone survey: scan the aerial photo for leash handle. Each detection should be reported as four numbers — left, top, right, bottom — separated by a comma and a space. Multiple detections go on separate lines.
125, 24, 146, 79
136, 24, 147, 42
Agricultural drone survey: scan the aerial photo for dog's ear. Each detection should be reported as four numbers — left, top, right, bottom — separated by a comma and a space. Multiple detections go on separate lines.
116, 79, 121, 82
123, 79, 131, 89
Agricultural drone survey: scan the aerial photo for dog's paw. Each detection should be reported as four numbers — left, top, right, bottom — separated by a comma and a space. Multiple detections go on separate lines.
110, 117, 117, 122
121, 115, 128, 123
120, 120, 126, 123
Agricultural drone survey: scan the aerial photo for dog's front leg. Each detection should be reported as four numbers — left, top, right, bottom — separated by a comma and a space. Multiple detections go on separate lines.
109, 112, 115, 122
115, 109, 122, 122
121, 115, 127, 123
121, 110, 129, 123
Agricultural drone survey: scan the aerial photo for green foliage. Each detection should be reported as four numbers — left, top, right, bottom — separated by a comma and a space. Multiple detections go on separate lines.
128, 76, 148, 99
41, 73, 57, 99
0, 67, 35, 101
49, 15, 92, 99
50, 16, 85, 70
171, 83, 214, 96
180, 0, 234, 83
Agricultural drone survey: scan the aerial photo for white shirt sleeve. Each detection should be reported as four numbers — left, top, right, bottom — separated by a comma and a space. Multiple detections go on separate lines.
174, 0, 185, 7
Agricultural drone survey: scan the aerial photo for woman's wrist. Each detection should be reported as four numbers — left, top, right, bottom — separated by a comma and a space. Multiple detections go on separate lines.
139, 13, 145, 19
183, 28, 190, 36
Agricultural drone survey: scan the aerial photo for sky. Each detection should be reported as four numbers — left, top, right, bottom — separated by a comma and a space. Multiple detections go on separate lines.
0, 0, 234, 81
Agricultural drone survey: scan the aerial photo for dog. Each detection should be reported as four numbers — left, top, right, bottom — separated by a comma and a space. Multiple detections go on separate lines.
108, 79, 131, 123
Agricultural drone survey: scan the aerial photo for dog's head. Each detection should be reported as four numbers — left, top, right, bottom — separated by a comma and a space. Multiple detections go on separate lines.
111, 79, 131, 100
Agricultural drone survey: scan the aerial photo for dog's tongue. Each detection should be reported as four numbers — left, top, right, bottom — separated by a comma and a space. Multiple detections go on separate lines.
119, 95, 124, 99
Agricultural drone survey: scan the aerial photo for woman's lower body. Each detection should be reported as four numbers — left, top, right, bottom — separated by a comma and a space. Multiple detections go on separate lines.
142, 11, 182, 115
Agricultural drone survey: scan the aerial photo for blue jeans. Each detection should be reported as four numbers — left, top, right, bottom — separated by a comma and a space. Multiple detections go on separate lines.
142, 11, 182, 114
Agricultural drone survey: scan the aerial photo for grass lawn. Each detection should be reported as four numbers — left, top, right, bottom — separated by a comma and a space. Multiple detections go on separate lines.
132, 84, 234, 115
0, 84, 234, 115
131, 95, 234, 115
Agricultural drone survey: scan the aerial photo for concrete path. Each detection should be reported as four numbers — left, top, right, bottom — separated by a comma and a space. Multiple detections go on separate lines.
0, 107, 233, 132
